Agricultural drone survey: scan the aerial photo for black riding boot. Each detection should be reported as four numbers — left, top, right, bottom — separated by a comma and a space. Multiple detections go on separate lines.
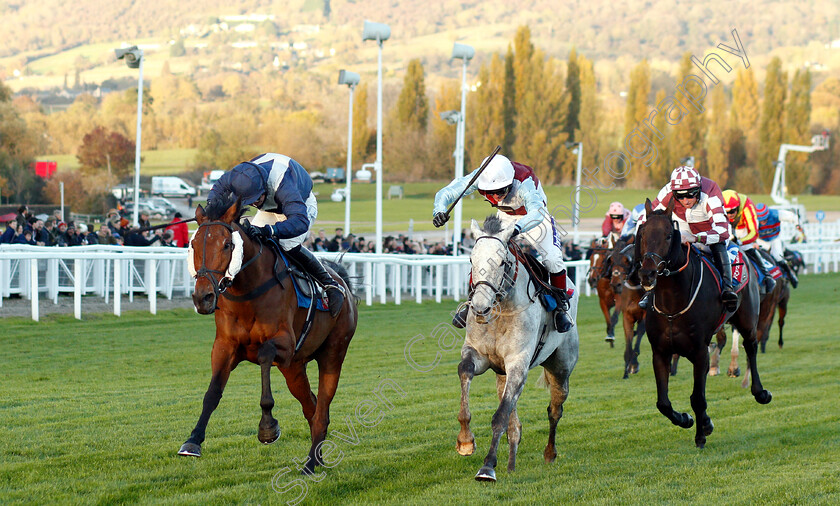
452, 303, 469, 329
745, 248, 775, 292
779, 260, 798, 288
550, 272, 574, 333
712, 243, 738, 312
286, 245, 345, 317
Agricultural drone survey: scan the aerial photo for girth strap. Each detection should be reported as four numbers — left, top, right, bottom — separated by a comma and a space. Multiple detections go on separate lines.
222, 254, 288, 302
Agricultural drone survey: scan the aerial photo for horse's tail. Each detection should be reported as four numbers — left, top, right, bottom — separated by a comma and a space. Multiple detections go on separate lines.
323, 255, 360, 306
535, 369, 550, 390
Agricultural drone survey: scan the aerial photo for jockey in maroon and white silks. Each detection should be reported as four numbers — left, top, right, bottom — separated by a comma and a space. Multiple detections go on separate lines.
433, 154, 573, 333
637, 165, 738, 311
645, 176, 730, 252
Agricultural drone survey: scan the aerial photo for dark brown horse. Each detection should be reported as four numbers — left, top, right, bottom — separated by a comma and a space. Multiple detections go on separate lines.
637, 198, 771, 448
178, 198, 358, 474
607, 237, 647, 379
587, 238, 619, 346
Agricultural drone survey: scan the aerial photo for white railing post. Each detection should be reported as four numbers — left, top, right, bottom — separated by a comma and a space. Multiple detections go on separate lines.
149, 259, 157, 315
364, 262, 372, 306
30, 259, 39, 321
114, 258, 121, 316
74, 258, 83, 320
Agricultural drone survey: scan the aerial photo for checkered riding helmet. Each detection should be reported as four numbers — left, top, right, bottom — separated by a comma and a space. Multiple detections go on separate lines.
670, 166, 701, 191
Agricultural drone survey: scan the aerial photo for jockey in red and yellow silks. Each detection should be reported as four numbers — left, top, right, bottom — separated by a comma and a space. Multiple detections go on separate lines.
722, 190, 777, 292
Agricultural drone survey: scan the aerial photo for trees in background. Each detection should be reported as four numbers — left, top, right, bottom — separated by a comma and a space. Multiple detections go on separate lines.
758, 57, 787, 193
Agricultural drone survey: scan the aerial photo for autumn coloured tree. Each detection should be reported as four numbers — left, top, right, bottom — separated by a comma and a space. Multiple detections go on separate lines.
758, 57, 787, 192
784, 69, 812, 194
395, 59, 429, 133
76, 126, 136, 182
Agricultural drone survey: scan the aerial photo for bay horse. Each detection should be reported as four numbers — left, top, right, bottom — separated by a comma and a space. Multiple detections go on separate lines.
637, 198, 772, 448
607, 237, 647, 379
178, 197, 358, 475
457, 216, 579, 482
587, 237, 619, 346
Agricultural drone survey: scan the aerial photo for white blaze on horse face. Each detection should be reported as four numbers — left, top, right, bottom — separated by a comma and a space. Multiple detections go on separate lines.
186, 228, 200, 278
224, 231, 244, 281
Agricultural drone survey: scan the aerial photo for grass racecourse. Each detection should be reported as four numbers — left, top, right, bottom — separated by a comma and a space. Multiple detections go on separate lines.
1, 273, 839, 504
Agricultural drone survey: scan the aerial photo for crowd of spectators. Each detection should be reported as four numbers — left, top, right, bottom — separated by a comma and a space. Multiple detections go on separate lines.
300, 227, 472, 256
0, 205, 189, 248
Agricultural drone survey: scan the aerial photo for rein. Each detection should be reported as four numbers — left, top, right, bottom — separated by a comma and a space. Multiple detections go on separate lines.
642, 228, 702, 319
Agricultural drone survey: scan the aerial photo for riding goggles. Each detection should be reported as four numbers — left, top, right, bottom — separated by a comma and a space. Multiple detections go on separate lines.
610, 214, 624, 220
673, 188, 700, 200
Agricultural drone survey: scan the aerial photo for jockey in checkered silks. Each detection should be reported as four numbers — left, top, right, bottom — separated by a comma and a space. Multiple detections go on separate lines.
432, 154, 574, 333
206, 153, 345, 317
634, 165, 739, 312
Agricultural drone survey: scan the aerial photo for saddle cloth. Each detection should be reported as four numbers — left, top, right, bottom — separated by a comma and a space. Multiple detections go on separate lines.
269, 239, 329, 312
696, 245, 749, 294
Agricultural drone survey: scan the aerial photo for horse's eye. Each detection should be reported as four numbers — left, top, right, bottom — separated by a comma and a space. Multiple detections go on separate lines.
223, 241, 232, 250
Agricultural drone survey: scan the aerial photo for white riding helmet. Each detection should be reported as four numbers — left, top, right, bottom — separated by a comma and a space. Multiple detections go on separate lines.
476, 155, 514, 191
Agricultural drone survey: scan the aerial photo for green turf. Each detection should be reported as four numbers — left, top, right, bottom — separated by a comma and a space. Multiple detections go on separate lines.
1, 273, 838, 503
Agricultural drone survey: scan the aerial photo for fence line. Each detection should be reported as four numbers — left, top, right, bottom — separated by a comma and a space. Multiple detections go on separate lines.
1, 241, 837, 321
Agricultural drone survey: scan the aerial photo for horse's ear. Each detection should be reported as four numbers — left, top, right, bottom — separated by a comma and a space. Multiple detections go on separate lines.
195, 205, 207, 224
470, 219, 482, 239
221, 195, 242, 223
665, 197, 676, 216
644, 198, 653, 215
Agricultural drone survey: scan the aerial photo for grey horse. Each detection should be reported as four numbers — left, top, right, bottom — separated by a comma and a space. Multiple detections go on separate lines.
457, 215, 580, 482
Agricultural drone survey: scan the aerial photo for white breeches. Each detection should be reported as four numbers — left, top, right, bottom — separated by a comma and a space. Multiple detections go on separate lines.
250, 193, 318, 250
497, 210, 566, 273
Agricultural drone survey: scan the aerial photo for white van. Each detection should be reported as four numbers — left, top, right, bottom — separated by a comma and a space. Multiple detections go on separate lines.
151, 176, 197, 197
199, 170, 225, 192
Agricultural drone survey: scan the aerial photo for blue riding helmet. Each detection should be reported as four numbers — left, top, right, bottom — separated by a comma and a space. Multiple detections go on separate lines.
229, 162, 268, 206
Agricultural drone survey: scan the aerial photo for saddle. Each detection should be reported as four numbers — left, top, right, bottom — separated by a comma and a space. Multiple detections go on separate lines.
263, 238, 329, 311
510, 245, 569, 312
695, 245, 750, 295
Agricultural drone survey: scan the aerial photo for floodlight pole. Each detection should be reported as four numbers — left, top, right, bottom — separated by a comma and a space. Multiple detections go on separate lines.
344, 83, 355, 235
566, 142, 583, 245
452, 58, 468, 256
132, 50, 144, 227
374, 38, 384, 254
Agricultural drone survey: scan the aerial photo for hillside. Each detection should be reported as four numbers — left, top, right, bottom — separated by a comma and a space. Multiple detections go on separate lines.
3, 0, 839, 89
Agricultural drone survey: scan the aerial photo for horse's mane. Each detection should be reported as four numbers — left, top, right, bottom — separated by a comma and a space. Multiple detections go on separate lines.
205, 194, 246, 222
482, 215, 504, 235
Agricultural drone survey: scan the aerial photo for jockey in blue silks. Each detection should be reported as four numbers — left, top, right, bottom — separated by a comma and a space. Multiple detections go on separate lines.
432, 154, 574, 333
206, 153, 345, 316
619, 203, 646, 240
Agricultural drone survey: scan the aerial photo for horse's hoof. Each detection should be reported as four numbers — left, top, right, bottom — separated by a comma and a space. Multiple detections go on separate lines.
544, 446, 557, 463
703, 419, 714, 436
708, 367, 719, 377
456, 440, 476, 456
605, 335, 615, 342
755, 390, 772, 405
728, 367, 740, 378
695, 440, 706, 449
475, 467, 496, 482
177, 442, 202, 457
679, 414, 694, 429
258, 420, 281, 444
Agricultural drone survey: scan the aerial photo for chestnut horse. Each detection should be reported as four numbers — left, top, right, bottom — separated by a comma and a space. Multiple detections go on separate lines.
607, 237, 647, 379
178, 198, 358, 475
637, 198, 772, 448
587, 238, 619, 346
